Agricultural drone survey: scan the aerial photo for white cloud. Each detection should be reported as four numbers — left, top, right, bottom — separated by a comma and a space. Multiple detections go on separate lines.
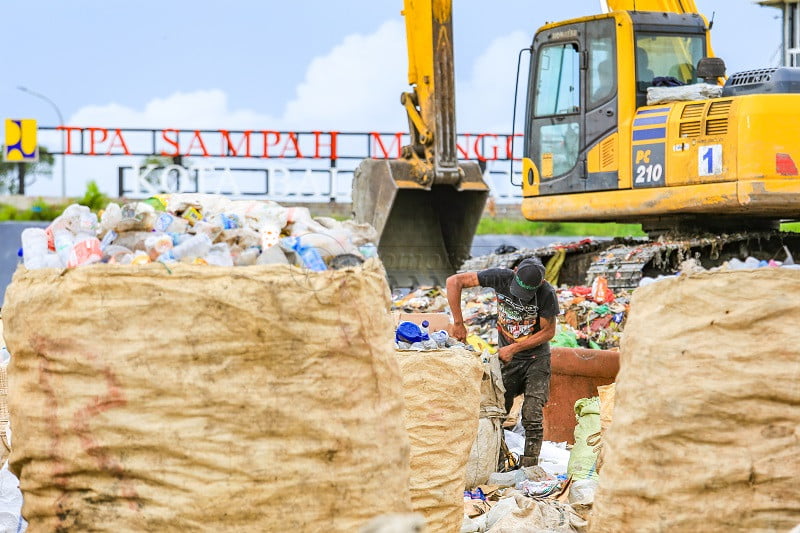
69, 90, 276, 130
67, 21, 409, 134
28, 19, 523, 198
457, 31, 531, 133
282, 20, 408, 131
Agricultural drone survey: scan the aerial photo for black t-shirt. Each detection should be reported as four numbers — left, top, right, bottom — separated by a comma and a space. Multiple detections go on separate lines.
477, 268, 559, 360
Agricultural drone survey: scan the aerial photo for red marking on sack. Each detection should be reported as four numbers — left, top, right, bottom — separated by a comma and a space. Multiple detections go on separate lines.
71, 352, 140, 511
30, 335, 141, 519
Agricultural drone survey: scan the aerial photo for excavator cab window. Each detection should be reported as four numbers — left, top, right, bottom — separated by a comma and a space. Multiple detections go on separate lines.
635, 33, 705, 94
534, 42, 581, 177
588, 25, 616, 108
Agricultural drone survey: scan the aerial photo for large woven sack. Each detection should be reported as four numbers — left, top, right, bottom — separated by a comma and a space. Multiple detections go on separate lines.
396, 348, 483, 533
3, 259, 412, 532
465, 353, 505, 489
0, 320, 8, 465
590, 270, 800, 532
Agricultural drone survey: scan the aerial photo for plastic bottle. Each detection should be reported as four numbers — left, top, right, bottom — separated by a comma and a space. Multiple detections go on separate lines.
395, 321, 429, 344
281, 236, 327, 271
21, 228, 49, 269
205, 243, 234, 266
78, 210, 98, 235
100, 202, 122, 233
419, 320, 430, 338
53, 230, 74, 267
168, 233, 213, 261
257, 244, 289, 265
235, 247, 260, 266
131, 251, 152, 265
103, 244, 134, 264
430, 330, 449, 348
358, 243, 378, 258
67, 236, 103, 267
99, 230, 118, 252
144, 234, 173, 260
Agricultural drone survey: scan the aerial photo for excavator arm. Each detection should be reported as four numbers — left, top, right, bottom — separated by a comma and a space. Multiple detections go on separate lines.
352, 0, 489, 287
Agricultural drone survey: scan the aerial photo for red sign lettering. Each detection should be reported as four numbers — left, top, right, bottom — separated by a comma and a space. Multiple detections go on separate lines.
474, 134, 499, 162
185, 130, 210, 157
313, 131, 338, 160
160, 129, 180, 157
370, 132, 403, 159
57, 126, 82, 155
261, 131, 281, 158
220, 130, 252, 157
88, 128, 108, 156
107, 129, 131, 156
280, 132, 303, 158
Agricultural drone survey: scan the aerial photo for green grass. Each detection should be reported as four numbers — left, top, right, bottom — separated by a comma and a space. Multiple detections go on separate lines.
781, 222, 800, 232
477, 217, 647, 237
479, 218, 800, 237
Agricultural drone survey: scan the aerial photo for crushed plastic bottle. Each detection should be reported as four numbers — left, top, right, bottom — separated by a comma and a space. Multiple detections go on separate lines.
281, 236, 327, 271
430, 330, 449, 348
162, 233, 213, 262
67, 237, 103, 268
395, 321, 430, 344
21, 228, 48, 269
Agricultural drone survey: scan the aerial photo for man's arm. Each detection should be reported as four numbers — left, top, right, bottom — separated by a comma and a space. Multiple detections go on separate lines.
498, 315, 557, 362
445, 272, 480, 341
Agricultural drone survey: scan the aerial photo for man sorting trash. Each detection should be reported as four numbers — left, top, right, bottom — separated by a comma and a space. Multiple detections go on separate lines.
446, 257, 559, 467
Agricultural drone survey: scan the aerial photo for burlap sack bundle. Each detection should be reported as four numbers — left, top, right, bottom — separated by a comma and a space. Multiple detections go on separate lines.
3, 259, 411, 532
396, 348, 483, 533
464, 353, 505, 490
0, 320, 7, 464
590, 269, 800, 532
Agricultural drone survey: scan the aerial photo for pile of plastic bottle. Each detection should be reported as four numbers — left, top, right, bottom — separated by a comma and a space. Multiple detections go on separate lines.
395, 320, 472, 351
19, 194, 379, 271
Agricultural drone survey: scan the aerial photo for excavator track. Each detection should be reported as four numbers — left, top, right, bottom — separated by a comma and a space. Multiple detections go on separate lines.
460, 231, 800, 290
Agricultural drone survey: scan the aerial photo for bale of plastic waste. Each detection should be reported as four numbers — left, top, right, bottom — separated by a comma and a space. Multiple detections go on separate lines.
396, 348, 482, 533
591, 270, 800, 532
3, 259, 412, 532
464, 352, 505, 490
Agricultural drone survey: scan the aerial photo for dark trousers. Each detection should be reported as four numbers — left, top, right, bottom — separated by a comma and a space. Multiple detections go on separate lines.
502, 354, 551, 464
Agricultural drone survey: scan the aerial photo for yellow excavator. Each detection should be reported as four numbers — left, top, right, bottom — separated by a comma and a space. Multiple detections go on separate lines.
355, 0, 800, 287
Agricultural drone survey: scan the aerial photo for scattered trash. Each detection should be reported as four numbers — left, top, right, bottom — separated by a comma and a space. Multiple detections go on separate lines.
394, 320, 472, 351
392, 283, 632, 350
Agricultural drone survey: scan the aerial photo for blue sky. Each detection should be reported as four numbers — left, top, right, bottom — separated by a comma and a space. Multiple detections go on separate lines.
0, 1, 782, 197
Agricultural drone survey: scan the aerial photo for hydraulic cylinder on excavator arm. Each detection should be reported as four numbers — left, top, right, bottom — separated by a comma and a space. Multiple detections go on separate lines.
352, 0, 489, 288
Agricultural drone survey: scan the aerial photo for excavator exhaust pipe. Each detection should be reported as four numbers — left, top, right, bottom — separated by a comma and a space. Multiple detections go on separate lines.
353, 158, 489, 287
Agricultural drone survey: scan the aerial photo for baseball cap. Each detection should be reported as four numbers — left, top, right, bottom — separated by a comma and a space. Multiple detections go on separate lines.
510, 257, 545, 303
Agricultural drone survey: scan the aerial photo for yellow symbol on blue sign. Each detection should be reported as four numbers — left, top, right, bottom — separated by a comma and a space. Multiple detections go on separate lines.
4, 119, 38, 162
635, 149, 651, 164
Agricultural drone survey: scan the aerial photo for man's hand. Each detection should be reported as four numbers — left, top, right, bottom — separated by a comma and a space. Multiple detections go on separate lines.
452, 323, 467, 342
446, 272, 480, 344
498, 345, 515, 363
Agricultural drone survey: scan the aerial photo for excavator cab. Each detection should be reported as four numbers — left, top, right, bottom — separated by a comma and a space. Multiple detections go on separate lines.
352, 0, 489, 287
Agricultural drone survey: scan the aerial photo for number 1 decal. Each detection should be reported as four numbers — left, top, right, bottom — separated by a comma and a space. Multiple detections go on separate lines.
699, 145, 722, 176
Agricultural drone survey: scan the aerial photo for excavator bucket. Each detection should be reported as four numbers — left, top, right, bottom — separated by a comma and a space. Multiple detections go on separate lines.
353, 158, 489, 287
